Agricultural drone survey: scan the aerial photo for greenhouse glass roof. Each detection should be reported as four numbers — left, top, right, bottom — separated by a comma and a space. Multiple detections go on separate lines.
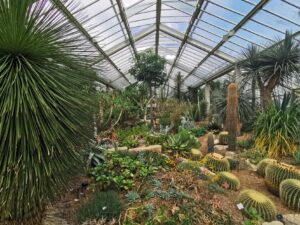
51, 0, 300, 90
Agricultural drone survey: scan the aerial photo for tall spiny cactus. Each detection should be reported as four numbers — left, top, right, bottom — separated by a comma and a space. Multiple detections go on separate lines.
225, 83, 239, 151
207, 132, 214, 153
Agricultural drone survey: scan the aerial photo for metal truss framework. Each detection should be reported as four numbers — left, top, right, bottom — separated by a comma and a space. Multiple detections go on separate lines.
51, 0, 300, 90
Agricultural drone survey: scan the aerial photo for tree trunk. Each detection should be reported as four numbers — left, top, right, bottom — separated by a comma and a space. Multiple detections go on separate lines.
251, 78, 256, 110
149, 86, 154, 127
260, 87, 273, 109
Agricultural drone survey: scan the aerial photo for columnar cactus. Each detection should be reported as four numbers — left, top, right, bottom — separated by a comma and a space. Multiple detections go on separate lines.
204, 153, 230, 172
217, 172, 240, 190
225, 83, 239, 151
265, 162, 300, 195
279, 179, 300, 211
207, 132, 214, 153
257, 158, 277, 177
219, 131, 228, 145
238, 189, 276, 221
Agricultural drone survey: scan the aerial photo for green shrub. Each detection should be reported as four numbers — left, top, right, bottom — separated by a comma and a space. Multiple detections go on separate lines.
265, 162, 300, 195
77, 191, 122, 222
238, 189, 276, 221
279, 179, 300, 211
189, 127, 207, 137
91, 152, 156, 190
240, 149, 266, 164
122, 135, 139, 148
237, 139, 254, 150
116, 124, 149, 146
164, 129, 200, 155
145, 133, 167, 146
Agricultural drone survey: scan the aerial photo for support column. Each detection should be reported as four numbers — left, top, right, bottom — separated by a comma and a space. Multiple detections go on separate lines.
204, 84, 211, 114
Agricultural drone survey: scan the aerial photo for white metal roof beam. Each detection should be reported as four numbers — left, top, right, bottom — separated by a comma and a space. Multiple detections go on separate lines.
182, 0, 270, 83
166, 0, 205, 79
51, 0, 130, 85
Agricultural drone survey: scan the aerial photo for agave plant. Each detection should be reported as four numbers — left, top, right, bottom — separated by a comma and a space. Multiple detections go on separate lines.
0, 0, 97, 222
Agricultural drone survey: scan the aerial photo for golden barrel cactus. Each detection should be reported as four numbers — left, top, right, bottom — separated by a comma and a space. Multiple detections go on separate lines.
279, 179, 300, 211
204, 153, 230, 172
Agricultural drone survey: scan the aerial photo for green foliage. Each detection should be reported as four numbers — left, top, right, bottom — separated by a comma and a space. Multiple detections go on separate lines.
242, 207, 262, 225
91, 152, 156, 190
129, 49, 166, 89
204, 153, 230, 172
207, 183, 226, 194
240, 148, 266, 164
238, 189, 276, 222
254, 93, 299, 158
237, 139, 254, 150
165, 129, 200, 154
145, 133, 167, 146
186, 102, 207, 122
176, 160, 202, 174
126, 191, 141, 203
217, 172, 240, 190
256, 158, 277, 177
189, 127, 207, 137
0, 0, 98, 221
76, 191, 122, 223
279, 179, 300, 211
219, 132, 229, 145
265, 162, 300, 195
116, 124, 149, 147
293, 149, 300, 165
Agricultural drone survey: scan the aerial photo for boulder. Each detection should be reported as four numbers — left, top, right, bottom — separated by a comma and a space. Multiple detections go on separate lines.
214, 145, 228, 155
262, 222, 283, 225
129, 145, 162, 153
225, 151, 236, 158
238, 158, 257, 171
282, 214, 300, 225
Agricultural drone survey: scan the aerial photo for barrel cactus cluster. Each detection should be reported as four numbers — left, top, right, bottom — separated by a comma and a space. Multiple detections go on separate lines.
238, 189, 276, 221
217, 172, 240, 190
204, 153, 230, 172
279, 179, 300, 211
257, 158, 277, 177
265, 162, 300, 195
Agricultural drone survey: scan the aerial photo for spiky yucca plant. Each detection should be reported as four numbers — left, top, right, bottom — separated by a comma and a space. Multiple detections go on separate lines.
279, 179, 300, 211
0, 0, 97, 222
256, 158, 277, 177
265, 162, 300, 195
217, 172, 240, 190
238, 189, 276, 221
204, 153, 230, 172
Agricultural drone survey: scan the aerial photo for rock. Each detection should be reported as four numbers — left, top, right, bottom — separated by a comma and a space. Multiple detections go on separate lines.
190, 148, 203, 160
238, 158, 257, 171
129, 145, 162, 153
116, 146, 128, 151
262, 221, 283, 225
283, 214, 300, 225
225, 151, 236, 158
214, 145, 228, 155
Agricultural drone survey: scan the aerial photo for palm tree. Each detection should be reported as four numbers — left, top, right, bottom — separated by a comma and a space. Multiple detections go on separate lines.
240, 32, 300, 109
0, 0, 97, 222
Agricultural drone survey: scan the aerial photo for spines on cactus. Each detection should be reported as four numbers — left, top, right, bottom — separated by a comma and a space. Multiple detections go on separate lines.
207, 132, 214, 153
238, 189, 276, 221
225, 83, 239, 151
257, 158, 277, 177
279, 179, 300, 211
217, 172, 240, 190
219, 131, 228, 145
204, 153, 230, 172
265, 162, 300, 195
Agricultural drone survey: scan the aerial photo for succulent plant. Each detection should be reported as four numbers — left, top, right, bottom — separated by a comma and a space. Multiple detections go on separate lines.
190, 148, 203, 161
238, 189, 276, 221
256, 158, 277, 177
219, 131, 229, 145
279, 179, 300, 211
217, 172, 240, 190
225, 83, 239, 151
265, 162, 300, 195
204, 153, 230, 172
207, 132, 215, 153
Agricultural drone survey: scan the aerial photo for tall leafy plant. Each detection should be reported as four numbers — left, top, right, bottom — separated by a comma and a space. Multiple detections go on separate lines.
254, 93, 300, 158
0, 0, 97, 222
